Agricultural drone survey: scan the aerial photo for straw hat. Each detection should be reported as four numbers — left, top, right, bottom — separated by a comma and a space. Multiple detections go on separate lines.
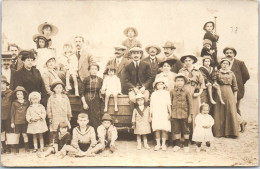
145, 45, 161, 55
180, 52, 198, 63
162, 41, 176, 49
223, 47, 237, 56
28, 91, 41, 102
174, 73, 188, 83
1, 75, 9, 86
102, 113, 113, 122
50, 79, 65, 92
153, 77, 167, 88
38, 22, 58, 37
123, 27, 138, 38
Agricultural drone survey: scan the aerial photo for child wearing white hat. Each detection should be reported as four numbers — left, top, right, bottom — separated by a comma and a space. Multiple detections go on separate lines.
26, 91, 48, 153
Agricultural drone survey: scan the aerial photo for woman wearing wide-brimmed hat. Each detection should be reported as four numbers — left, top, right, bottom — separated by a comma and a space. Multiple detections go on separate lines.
80, 63, 103, 132
32, 34, 56, 74
178, 52, 205, 141
122, 27, 142, 59
37, 22, 59, 47
155, 57, 177, 91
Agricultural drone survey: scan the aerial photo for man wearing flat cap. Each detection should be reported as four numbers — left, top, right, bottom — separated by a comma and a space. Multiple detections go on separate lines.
104, 45, 130, 94
162, 41, 183, 73
125, 47, 152, 105
223, 47, 250, 117
8, 44, 23, 71
142, 45, 162, 92
1, 53, 16, 89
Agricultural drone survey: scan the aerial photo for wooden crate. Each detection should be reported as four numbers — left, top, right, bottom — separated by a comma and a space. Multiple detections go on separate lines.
68, 94, 133, 130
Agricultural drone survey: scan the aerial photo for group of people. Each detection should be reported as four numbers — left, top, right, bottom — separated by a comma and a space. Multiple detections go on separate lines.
1, 20, 250, 157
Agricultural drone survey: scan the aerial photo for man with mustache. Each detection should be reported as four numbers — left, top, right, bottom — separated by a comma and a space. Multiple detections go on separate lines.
74, 36, 94, 82
1, 53, 16, 90
125, 47, 152, 105
8, 44, 23, 71
104, 45, 130, 94
162, 41, 183, 73
142, 45, 162, 92
223, 47, 249, 132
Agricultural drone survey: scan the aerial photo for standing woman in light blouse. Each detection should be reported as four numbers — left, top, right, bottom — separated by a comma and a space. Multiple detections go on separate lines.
212, 58, 239, 138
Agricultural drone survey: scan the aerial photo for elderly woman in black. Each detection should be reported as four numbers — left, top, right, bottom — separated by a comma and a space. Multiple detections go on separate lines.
12, 50, 47, 103
80, 63, 103, 132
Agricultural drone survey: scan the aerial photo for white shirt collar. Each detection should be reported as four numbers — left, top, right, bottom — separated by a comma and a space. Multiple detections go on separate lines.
139, 105, 144, 111
133, 60, 140, 67
116, 57, 123, 64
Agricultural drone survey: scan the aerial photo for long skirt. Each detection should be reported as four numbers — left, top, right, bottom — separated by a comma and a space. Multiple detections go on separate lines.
85, 93, 101, 133
213, 85, 239, 137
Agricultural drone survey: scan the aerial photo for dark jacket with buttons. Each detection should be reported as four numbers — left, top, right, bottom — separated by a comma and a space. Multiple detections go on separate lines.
1, 89, 13, 120
170, 87, 193, 119
11, 99, 30, 124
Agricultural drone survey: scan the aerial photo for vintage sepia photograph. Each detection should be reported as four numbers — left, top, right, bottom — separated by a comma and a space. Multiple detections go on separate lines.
1, 0, 258, 167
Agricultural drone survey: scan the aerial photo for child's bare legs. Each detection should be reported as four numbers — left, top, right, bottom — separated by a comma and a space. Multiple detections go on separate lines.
137, 135, 142, 150
161, 131, 167, 151
143, 135, 150, 149
214, 84, 225, 104
22, 133, 29, 152
207, 84, 216, 104
154, 130, 161, 151
104, 92, 110, 112
113, 93, 118, 111
72, 74, 79, 96
39, 133, 44, 151
33, 134, 38, 151
65, 71, 72, 91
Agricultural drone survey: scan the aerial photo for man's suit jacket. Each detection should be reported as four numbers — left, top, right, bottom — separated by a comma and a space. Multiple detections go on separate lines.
231, 59, 250, 100
78, 48, 94, 82
105, 57, 131, 94
142, 56, 161, 90
124, 61, 153, 91
1, 68, 16, 90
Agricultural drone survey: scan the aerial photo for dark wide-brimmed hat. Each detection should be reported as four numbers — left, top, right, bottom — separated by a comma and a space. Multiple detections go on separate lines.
174, 73, 188, 83
159, 57, 177, 67
203, 21, 215, 31
1, 75, 9, 86
38, 22, 59, 37
32, 34, 48, 43
88, 63, 100, 71
50, 79, 65, 92
180, 52, 198, 63
123, 27, 138, 38
19, 50, 35, 61
162, 41, 176, 49
223, 47, 237, 56
145, 45, 161, 55
219, 57, 231, 65
102, 113, 113, 122
13, 86, 28, 95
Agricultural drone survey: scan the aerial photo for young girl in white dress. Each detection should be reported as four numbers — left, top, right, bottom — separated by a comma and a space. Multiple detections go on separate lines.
132, 93, 151, 150
192, 103, 214, 152
150, 77, 171, 151
26, 92, 48, 152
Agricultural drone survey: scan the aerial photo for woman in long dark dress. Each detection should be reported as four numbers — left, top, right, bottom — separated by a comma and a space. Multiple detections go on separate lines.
80, 63, 103, 132
212, 58, 239, 138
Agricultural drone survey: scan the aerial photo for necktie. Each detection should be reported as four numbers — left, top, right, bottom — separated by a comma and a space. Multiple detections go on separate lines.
77, 51, 80, 60
135, 61, 139, 69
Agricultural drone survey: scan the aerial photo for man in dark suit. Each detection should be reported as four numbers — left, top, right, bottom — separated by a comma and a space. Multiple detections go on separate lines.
125, 47, 153, 103
142, 45, 161, 92
224, 47, 250, 132
162, 41, 183, 73
104, 45, 131, 94
1, 53, 16, 90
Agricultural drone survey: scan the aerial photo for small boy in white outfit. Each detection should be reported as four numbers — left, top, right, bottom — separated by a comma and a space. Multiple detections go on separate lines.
58, 43, 79, 96
101, 65, 122, 112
